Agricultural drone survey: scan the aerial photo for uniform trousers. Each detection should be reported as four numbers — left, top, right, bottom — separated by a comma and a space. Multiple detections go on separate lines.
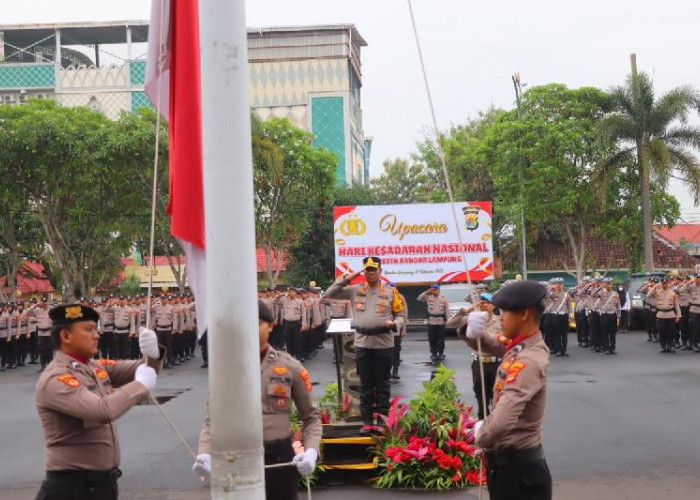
541, 314, 553, 350
427, 324, 446, 356
355, 346, 393, 423
155, 329, 174, 365
199, 331, 208, 364
599, 313, 617, 352
392, 335, 402, 370
112, 331, 129, 360
588, 312, 601, 350
38, 335, 53, 367
269, 324, 284, 350
472, 359, 498, 420
644, 308, 653, 339
18, 334, 28, 365
549, 314, 569, 354
35, 469, 120, 500
283, 320, 303, 360
264, 439, 300, 500
29, 329, 38, 362
0, 338, 9, 368
575, 311, 589, 346
128, 336, 139, 360
99, 332, 113, 359
689, 312, 700, 348
679, 307, 690, 344
657, 317, 677, 350
485, 447, 552, 500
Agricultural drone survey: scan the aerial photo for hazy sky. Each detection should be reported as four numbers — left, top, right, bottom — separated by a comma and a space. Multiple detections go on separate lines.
5, 0, 700, 220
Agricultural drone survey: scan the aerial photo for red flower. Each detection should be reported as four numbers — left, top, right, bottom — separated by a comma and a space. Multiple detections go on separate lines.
452, 473, 463, 483
387, 463, 394, 471
451, 456, 463, 470
466, 468, 487, 486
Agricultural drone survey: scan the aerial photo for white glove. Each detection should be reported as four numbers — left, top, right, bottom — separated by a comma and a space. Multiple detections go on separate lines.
139, 327, 160, 359
466, 311, 489, 339
193, 453, 211, 480
292, 448, 318, 476
474, 420, 484, 440
134, 365, 157, 391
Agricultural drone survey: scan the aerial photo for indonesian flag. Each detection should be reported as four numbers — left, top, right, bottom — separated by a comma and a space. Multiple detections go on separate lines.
145, 0, 207, 337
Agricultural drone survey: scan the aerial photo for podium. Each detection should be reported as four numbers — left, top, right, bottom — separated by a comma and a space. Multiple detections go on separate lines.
325, 318, 355, 410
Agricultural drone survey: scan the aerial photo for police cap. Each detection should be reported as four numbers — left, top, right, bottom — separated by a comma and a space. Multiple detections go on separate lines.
259, 300, 275, 323
492, 280, 547, 311
363, 256, 381, 269
50, 304, 100, 326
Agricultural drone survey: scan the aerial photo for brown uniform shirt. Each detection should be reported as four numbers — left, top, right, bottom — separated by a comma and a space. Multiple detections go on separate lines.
680, 280, 700, 314
595, 288, 621, 315
472, 331, 549, 451
276, 296, 307, 324
646, 287, 681, 319
545, 290, 570, 315
198, 347, 322, 454
324, 298, 352, 319
325, 277, 406, 349
153, 304, 174, 330
35, 307, 52, 337
112, 305, 131, 334
417, 291, 449, 326
35, 350, 164, 471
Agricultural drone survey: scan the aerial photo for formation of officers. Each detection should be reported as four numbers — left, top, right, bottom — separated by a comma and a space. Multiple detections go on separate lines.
638, 272, 700, 353
0, 293, 200, 375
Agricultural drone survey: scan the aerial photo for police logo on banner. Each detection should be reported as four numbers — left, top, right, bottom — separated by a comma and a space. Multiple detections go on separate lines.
463, 205, 481, 231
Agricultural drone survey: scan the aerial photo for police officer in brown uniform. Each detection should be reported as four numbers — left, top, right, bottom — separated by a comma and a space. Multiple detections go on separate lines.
325, 257, 406, 430
646, 278, 681, 353
193, 301, 322, 500
34, 304, 164, 500
597, 278, 621, 354
417, 284, 450, 363
35, 298, 53, 371
466, 280, 552, 500
679, 273, 700, 352
275, 288, 308, 361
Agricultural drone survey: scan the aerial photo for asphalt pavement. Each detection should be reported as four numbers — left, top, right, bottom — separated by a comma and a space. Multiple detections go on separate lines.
1, 330, 700, 499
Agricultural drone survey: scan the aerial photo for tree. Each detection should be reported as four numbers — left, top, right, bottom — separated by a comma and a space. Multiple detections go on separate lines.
104, 108, 188, 293
285, 185, 381, 288
598, 72, 700, 271
370, 158, 436, 203
0, 100, 134, 300
252, 116, 337, 287
486, 84, 618, 278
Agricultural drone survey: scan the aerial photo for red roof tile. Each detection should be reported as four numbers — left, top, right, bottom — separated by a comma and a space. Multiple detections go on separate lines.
655, 224, 700, 245
1, 261, 54, 295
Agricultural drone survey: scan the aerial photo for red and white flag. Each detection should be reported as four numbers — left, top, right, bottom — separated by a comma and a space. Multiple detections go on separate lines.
145, 0, 207, 337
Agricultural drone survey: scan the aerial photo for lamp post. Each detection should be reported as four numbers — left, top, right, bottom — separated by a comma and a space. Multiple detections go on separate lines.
512, 72, 528, 280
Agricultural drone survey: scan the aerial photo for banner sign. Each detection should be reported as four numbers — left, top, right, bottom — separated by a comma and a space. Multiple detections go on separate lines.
333, 202, 493, 284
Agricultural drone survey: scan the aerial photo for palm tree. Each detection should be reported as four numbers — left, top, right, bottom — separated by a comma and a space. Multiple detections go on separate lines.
598, 72, 700, 271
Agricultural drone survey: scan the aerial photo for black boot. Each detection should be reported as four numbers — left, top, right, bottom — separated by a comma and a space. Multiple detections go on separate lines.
392, 367, 400, 380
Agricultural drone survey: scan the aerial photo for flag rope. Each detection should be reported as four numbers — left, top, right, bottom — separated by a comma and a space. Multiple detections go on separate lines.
406, 1, 488, 496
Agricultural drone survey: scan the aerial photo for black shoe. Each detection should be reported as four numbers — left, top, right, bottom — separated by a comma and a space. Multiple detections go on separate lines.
667, 348, 676, 353
0, 367, 5, 372
29, 360, 37, 364
647, 338, 653, 342
605, 350, 616, 355
201, 363, 208, 368
560, 352, 569, 357
694, 347, 700, 353
438, 353, 446, 361
430, 354, 438, 364
318, 344, 325, 350
392, 368, 400, 379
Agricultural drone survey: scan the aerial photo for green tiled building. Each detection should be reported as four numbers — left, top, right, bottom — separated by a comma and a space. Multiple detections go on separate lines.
0, 22, 370, 186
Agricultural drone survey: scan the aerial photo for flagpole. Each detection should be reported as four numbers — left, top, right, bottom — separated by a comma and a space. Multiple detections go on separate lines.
198, 1, 265, 498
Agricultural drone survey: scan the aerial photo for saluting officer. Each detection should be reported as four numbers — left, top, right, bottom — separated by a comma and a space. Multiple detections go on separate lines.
417, 284, 449, 363
325, 257, 406, 431
597, 278, 621, 354
466, 281, 552, 500
275, 288, 308, 361
679, 274, 700, 352
193, 301, 321, 500
546, 278, 570, 357
35, 298, 53, 372
646, 278, 681, 353
34, 304, 164, 500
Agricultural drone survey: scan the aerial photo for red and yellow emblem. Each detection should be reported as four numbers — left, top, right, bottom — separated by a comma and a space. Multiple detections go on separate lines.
300, 369, 313, 393
98, 359, 117, 367
57, 374, 81, 388
504, 361, 526, 385
272, 385, 288, 397
95, 368, 109, 380
272, 366, 290, 376
274, 398, 288, 410
65, 306, 84, 319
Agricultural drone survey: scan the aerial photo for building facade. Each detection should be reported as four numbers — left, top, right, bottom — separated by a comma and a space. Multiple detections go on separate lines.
0, 21, 369, 185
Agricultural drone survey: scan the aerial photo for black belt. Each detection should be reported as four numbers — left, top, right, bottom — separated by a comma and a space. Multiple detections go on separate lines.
38, 327, 51, 332
356, 326, 391, 336
102, 324, 114, 328
486, 445, 545, 467
657, 308, 673, 312
46, 468, 122, 487
156, 325, 172, 329
428, 313, 446, 318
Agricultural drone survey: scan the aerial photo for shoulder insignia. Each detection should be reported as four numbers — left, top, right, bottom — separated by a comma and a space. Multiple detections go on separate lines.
98, 359, 117, 367
505, 361, 527, 385
300, 368, 313, 392
94, 367, 109, 380
56, 374, 81, 388
513, 344, 524, 354
273, 366, 290, 376
69, 360, 80, 369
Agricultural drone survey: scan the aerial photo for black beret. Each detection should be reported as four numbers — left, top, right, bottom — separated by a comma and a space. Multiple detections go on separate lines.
49, 304, 100, 326
492, 281, 547, 311
259, 300, 275, 323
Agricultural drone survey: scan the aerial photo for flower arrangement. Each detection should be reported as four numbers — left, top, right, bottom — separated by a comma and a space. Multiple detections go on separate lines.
374, 366, 487, 490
